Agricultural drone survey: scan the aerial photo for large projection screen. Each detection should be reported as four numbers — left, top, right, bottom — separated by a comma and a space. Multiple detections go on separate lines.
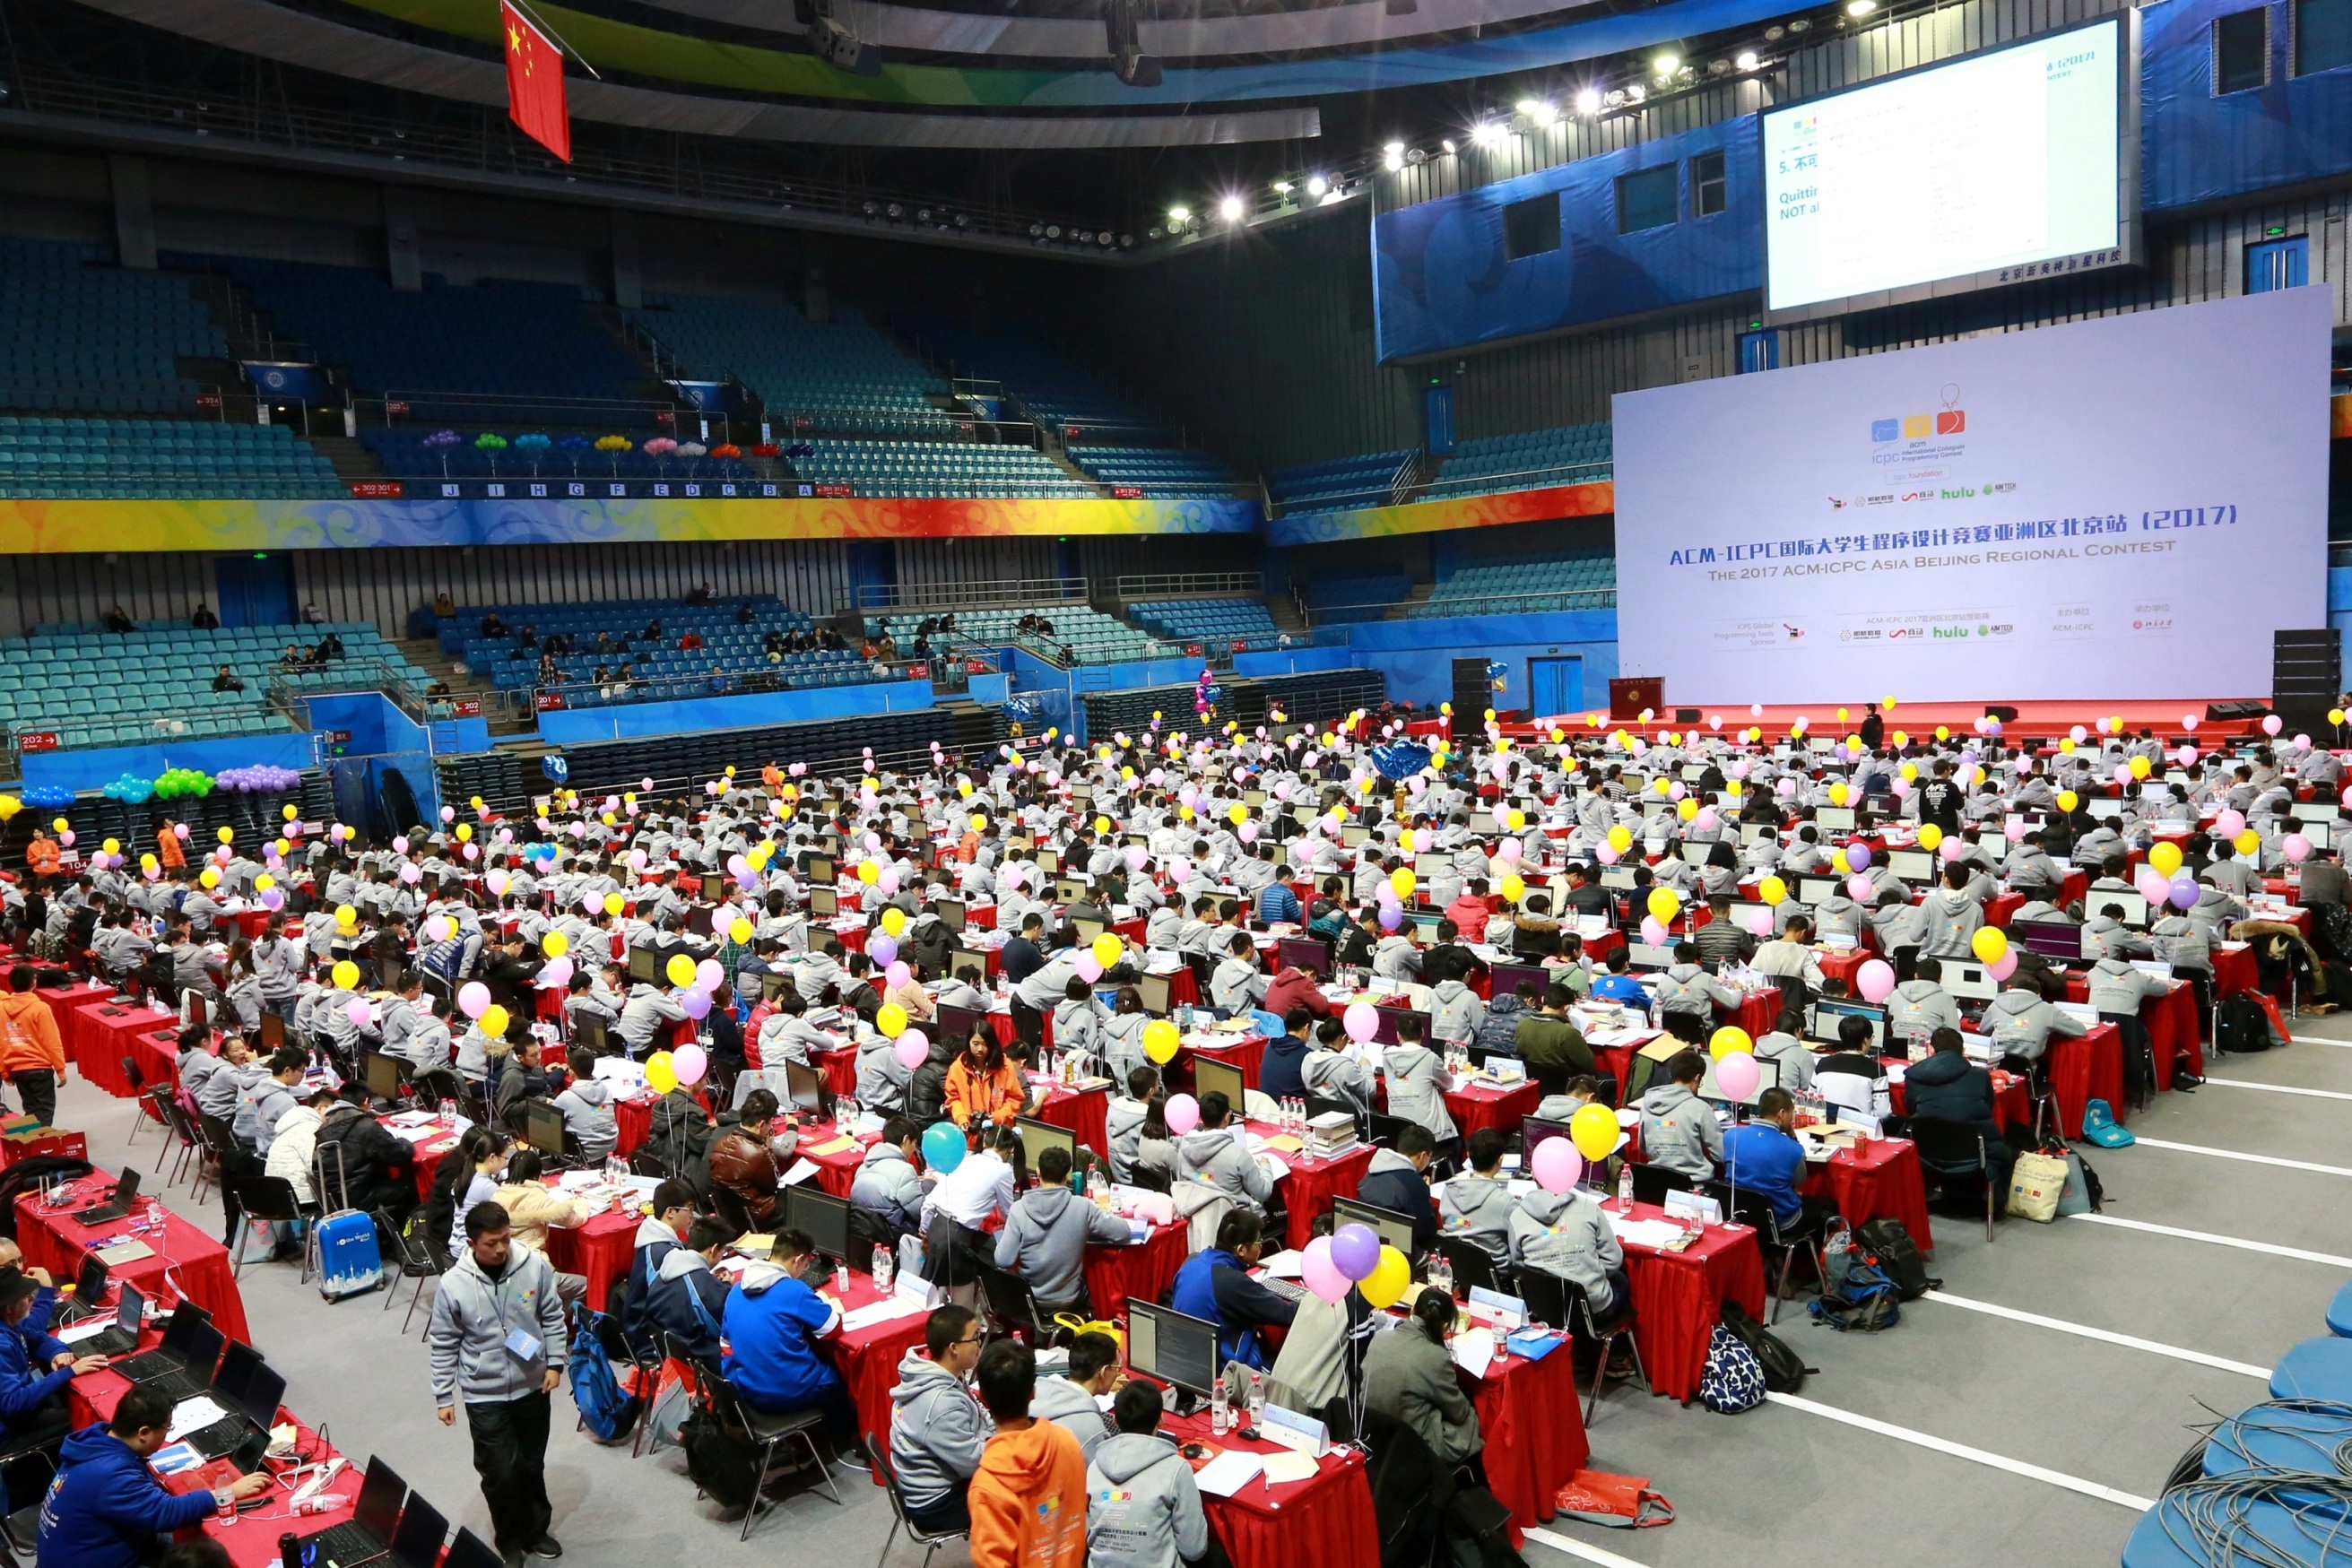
1763, 15, 2139, 324
1611, 288, 2331, 705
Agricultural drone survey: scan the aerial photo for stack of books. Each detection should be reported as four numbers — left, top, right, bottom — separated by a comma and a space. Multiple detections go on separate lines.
1304, 1111, 1358, 1160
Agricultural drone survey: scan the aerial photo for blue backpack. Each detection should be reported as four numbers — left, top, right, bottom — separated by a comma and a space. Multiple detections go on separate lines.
566, 1304, 643, 1444
1810, 1250, 1901, 1332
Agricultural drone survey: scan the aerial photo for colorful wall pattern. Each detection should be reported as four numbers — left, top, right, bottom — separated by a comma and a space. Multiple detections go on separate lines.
0, 494, 1257, 552
1263, 478, 1612, 548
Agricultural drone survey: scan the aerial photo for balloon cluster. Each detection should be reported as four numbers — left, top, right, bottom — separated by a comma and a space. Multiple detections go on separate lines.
152, 768, 214, 800
215, 765, 304, 793
18, 785, 74, 811
101, 775, 155, 804
1368, 740, 1434, 781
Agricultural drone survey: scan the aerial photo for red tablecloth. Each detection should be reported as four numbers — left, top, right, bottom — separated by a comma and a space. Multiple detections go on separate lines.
1034, 1082, 1110, 1155
1468, 1332, 1590, 1541
813, 1044, 860, 1099
1174, 1033, 1268, 1094
614, 1093, 656, 1157
1726, 989, 1779, 1043
2215, 943, 2258, 999
2062, 975, 2203, 1087
1803, 1137, 1934, 1252
1443, 1079, 1542, 1144
1159, 1400, 1379, 1568
39, 984, 127, 1092
1081, 1218, 1188, 1320
542, 1202, 639, 1312
128, 1024, 182, 1097
1609, 1200, 1766, 1403
77, 1001, 182, 1097
16, 1174, 249, 1342
2044, 1021, 2125, 1139
1245, 1119, 1373, 1252
830, 1269, 933, 1449
1888, 1067, 2032, 1131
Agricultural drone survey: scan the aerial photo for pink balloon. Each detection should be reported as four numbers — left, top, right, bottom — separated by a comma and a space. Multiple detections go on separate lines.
2286, 834, 2313, 863
1531, 1138, 1583, 1194
1640, 916, 1668, 947
1940, 839, 1967, 862
885, 960, 912, 988
1746, 910, 1775, 938
1848, 874, 1875, 901
895, 1030, 930, 1069
1343, 1002, 1381, 1043
1074, 953, 1104, 983
1167, 857, 1193, 885
1301, 1236, 1351, 1304
1715, 1053, 1761, 1100
540, 955, 573, 987
400, 863, 422, 885
1988, 949, 2019, 981
2262, 715, 2284, 736
344, 1000, 371, 1029
457, 982, 490, 1018
2182, 715, 2200, 732
393, 836, 410, 853
1855, 959, 1896, 1004
1495, 840, 1522, 863
2004, 819, 2028, 843
673, 1044, 708, 1086
2215, 810, 2247, 840
1594, 843, 1619, 865
695, 958, 724, 992
1165, 1094, 1201, 1137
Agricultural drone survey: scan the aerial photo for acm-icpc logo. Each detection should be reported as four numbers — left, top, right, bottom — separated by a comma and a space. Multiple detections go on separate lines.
1871, 382, 1966, 444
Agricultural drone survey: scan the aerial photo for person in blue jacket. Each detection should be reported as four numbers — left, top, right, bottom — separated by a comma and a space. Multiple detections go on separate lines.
1719, 1087, 1839, 1234
0, 1266, 101, 1503
720, 1228, 856, 1441
1168, 1208, 1296, 1370
37, 1382, 271, 1568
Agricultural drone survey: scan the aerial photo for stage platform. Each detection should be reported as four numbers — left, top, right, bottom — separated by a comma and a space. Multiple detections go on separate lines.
1470, 699, 2304, 747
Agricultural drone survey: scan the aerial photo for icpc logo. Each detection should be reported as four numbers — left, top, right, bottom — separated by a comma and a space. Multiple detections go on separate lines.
1872, 383, 1966, 442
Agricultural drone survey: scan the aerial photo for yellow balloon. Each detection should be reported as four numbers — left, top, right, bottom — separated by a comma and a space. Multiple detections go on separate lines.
254, 874, 273, 892
1499, 874, 1525, 902
1757, 875, 1788, 906
218, 826, 235, 845
479, 1004, 509, 1037
1439, 702, 1454, 716
1646, 888, 1680, 923
331, 959, 360, 990
542, 931, 568, 958
140, 853, 157, 872
1142, 1018, 1180, 1064
1898, 762, 1919, 782
1652, 776, 1672, 797
2058, 738, 2077, 755
880, 908, 907, 939
197, 868, 220, 889
665, 953, 699, 987
2235, 829, 2262, 856
2056, 790, 2079, 813
603, 893, 625, 915
1360, 1245, 1412, 1310
1917, 824, 1943, 852
1607, 825, 1634, 853
1677, 798, 1698, 821
282, 805, 299, 821
1828, 781, 1852, 807
1505, 809, 1526, 832
857, 861, 881, 885
335, 904, 358, 928
730, 918, 755, 943
1569, 1102, 1619, 1163
2130, 756, 2152, 780
1228, 803, 1248, 826
456, 823, 473, 842
1390, 869, 1417, 899
1710, 1027, 1754, 1059
101, 838, 119, 856
2148, 842, 2183, 877
1836, 707, 1850, 723
2332, 709, 2347, 726
1972, 926, 2009, 964
1091, 933, 1124, 968
645, 1053, 678, 1095
877, 1002, 909, 1038
1398, 828, 1416, 854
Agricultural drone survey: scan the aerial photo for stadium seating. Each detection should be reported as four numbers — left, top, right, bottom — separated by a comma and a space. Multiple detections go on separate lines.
898, 318, 1147, 432
1410, 550, 1617, 615
448, 597, 877, 707
1425, 424, 1612, 499
1068, 446, 1238, 499
173, 256, 646, 401
358, 428, 757, 484
0, 238, 221, 415
629, 293, 957, 439
1126, 599, 1285, 651
869, 607, 1172, 665
0, 416, 343, 499
1265, 450, 1415, 515
792, 439, 1094, 498
1302, 569, 1410, 624
0, 622, 429, 751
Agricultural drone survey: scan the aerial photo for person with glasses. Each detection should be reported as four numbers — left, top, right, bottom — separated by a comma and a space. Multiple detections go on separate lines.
889, 1304, 992, 1535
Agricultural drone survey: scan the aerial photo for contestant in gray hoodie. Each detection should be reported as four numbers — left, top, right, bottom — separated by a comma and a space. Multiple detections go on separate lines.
992, 1146, 1135, 1309
1435, 1129, 1515, 1264
1175, 1094, 1272, 1206
888, 1305, 992, 1525
1085, 1382, 1211, 1568
1636, 1050, 1723, 1181
851, 1118, 927, 1235
1028, 1330, 1121, 1465
1506, 1182, 1625, 1312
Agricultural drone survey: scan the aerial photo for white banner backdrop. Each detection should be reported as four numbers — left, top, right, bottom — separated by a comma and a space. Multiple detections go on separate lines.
1612, 288, 2331, 703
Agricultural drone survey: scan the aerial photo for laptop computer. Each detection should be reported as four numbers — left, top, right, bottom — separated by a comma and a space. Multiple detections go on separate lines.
55, 1253, 110, 1327
177, 1342, 286, 1467
117, 1301, 223, 1399
442, 1529, 504, 1568
295, 1457, 409, 1568
61, 1281, 143, 1357
386, 1489, 451, 1568
74, 1167, 142, 1226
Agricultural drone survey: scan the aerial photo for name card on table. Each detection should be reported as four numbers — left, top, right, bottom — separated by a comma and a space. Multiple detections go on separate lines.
1259, 1400, 1330, 1457
1662, 1189, 1722, 1227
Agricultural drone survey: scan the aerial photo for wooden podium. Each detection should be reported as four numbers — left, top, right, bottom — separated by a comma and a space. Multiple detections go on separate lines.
1609, 676, 1663, 720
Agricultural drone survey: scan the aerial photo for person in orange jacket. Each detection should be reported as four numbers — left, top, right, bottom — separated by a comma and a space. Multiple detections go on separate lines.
154, 820, 186, 871
22, 831, 58, 879
0, 967, 67, 1125
968, 1339, 1089, 1568
944, 1029, 1027, 1130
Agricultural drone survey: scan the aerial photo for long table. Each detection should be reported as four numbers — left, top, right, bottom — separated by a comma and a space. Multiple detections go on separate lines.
1608, 1199, 1766, 1404
15, 1171, 250, 1342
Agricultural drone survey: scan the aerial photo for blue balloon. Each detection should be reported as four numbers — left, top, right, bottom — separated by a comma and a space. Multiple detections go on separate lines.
921, 1122, 967, 1175
1370, 741, 1434, 781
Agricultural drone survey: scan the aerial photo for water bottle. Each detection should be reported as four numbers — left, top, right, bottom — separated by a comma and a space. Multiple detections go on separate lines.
1246, 1369, 1266, 1430
872, 1243, 895, 1295
1616, 1162, 1635, 1211
1210, 1376, 1231, 1435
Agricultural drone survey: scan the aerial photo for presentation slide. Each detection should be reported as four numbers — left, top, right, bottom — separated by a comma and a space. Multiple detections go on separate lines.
1764, 20, 2124, 315
1611, 288, 2330, 704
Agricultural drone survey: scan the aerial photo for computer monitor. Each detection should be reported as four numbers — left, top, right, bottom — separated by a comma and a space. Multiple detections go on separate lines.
685, 905, 716, 938
700, 873, 725, 903
212, 1338, 265, 1407
574, 1010, 612, 1055
1369, 1007, 1427, 1047
1625, 944, 1674, 971
627, 947, 657, 984
72, 1251, 108, 1306
1332, 1196, 1419, 1259
1014, 1116, 1076, 1179
809, 888, 838, 918
1601, 867, 1637, 891
806, 855, 835, 885
1193, 1056, 1245, 1114
1341, 826, 1369, 848
1698, 1052, 1779, 1105
443, 1529, 505, 1568
1739, 822, 1770, 845
2013, 920, 2083, 962
1490, 963, 1549, 1004
950, 948, 993, 985
2087, 890, 2150, 928
783, 1060, 830, 1119
349, 1458, 408, 1546
1469, 811, 1497, 834
1888, 850, 1935, 884
1817, 807, 1856, 832
782, 1184, 852, 1262
1807, 1000, 1887, 1052
152, 1300, 220, 1367
933, 899, 968, 933
1056, 878, 1089, 905
1072, 917, 1107, 944
1943, 960, 1997, 1001
1243, 789, 1265, 807
1679, 843, 1711, 868
364, 1051, 404, 1101
1275, 937, 1331, 978
1520, 1115, 1571, 1154
1133, 974, 1172, 1016
933, 1004, 985, 1049
1125, 1301, 1220, 1397
1412, 853, 1451, 883
386, 1489, 449, 1568
1036, 850, 1062, 875
524, 1102, 566, 1160
1798, 877, 1838, 905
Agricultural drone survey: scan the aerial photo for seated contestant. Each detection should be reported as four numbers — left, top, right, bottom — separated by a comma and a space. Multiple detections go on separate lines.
889, 1304, 993, 1534
720, 1227, 858, 1440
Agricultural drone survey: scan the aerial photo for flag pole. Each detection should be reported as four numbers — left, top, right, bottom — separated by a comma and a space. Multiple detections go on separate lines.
505, 0, 602, 80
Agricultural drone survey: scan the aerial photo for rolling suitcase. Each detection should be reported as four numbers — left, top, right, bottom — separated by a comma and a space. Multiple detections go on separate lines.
316, 1208, 384, 1300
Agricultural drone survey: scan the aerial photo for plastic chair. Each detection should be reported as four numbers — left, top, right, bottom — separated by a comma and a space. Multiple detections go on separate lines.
227, 1175, 308, 1281
867, 1434, 968, 1568
701, 1367, 842, 1538
378, 1209, 447, 1335
1717, 1186, 1827, 1326
1906, 1118, 2000, 1243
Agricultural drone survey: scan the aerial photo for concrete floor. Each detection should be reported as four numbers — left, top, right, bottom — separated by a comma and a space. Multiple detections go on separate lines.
50, 1009, 2352, 1568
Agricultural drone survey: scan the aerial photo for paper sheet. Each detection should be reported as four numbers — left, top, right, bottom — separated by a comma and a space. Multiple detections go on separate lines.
779, 1158, 821, 1187
1257, 1249, 1305, 1280
1258, 1450, 1321, 1486
1193, 1451, 1266, 1497
1449, 1327, 1497, 1380
56, 1317, 120, 1345
1608, 1217, 1696, 1250
167, 1398, 227, 1443
803, 1135, 858, 1157
840, 1295, 929, 1332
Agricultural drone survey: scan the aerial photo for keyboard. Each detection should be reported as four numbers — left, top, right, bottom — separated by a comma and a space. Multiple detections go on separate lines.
1262, 1278, 1307, 1304
178, 1416, 250, 1460
298, 1519, 390, 1566
117, 1351, 199, 1392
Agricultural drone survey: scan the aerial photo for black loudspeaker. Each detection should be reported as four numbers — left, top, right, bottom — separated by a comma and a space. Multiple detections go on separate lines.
2206, 700, 2269, 720
1983, 705, 2018, 723
1674, 708, 1701, 723
2273, 628, 2340, 733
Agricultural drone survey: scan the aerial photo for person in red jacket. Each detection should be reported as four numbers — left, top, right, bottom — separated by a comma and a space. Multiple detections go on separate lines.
1260, 964, 1332, 1020
1445, 880, 1495, 943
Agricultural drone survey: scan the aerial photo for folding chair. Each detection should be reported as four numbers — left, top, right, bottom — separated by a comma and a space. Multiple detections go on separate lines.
701, 1367, 842, 1539
378, 1209, 447, 1334
227, 1175, 308, 1281
867, 1434, 968, 1568
1717, 1186, 1828, 1327
1907, 1118, 2000, 1244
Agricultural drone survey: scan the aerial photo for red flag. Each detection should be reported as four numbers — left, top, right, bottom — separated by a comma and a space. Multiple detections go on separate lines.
501, 0, 570, 161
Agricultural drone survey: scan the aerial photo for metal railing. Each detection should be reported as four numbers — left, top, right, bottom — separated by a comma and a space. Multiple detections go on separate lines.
1115, 573, 1266, 601
270, 658, 429, 721
1266, 452, 1422, 517
525, 654, 931, 713
1269, 455, 1610, 517
856, 577, 1089, 612
1300, 586, 1616, 626
357, 391, 703, 432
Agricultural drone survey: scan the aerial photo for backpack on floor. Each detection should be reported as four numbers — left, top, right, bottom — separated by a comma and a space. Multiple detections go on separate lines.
1853, 1218, 1938, 1301
1715, 1300, 1810, 1393
1697, 1324, 1767, 1413
566, 1305, 643, 1445
313, 1208, 383, 1301
681, 1410, 763, 1511
2214, 995, 2272, 1054
1810, 1249, 1900, 1332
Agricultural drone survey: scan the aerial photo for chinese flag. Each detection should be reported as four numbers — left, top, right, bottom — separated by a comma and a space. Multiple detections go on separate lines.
501, 0, 570, 161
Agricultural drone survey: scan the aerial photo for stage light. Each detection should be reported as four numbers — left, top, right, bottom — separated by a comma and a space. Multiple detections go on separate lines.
1735, 49, 1760, 69
1167, 204, 1191, 224
1471, 119, 1506, 147
1306, 174, 1329, 197
1382, 142, 1407, 171
1574, 87, 1601, 114
1845, 0, 1875, 13
1218, 195, 1245, 221
1624, 82, 1646, 101
1525, 99, 1558, 126
862, 200, 879, 215
1440, 139, 1456, 154
1271, 180, 1293, 195
1652, 52, 1679, 74
1046, 225, 1062, 238
886, 203, 904, 219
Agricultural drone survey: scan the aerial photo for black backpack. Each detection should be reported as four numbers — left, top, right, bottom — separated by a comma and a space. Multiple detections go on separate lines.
2117, 1018, 2157, 1112
1715, 1299, 1810, 1392
681, 1410, 762, 1511
2215, 995, 2271, 1053
1853, 1218, 1939, 1300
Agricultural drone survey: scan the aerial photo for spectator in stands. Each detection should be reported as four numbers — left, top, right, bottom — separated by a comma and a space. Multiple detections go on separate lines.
100, 604, 133, 634
679, 629, 703, 652
890, 1304, 992, 1534
211, 665, 244, 694
35, 1383, 271, 1564
301, 601, 323, 625
480, 611, 507, 637
189, 603, 219, 630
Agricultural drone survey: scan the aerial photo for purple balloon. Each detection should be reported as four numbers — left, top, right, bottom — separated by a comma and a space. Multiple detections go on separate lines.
679, 988, 712, 1020
1379, 905, 1404, 931
2169, 875, 2200, 912
869, 933, 899, 966
1331, 1223, 1381, 1282
1844, 842, 1871, 871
